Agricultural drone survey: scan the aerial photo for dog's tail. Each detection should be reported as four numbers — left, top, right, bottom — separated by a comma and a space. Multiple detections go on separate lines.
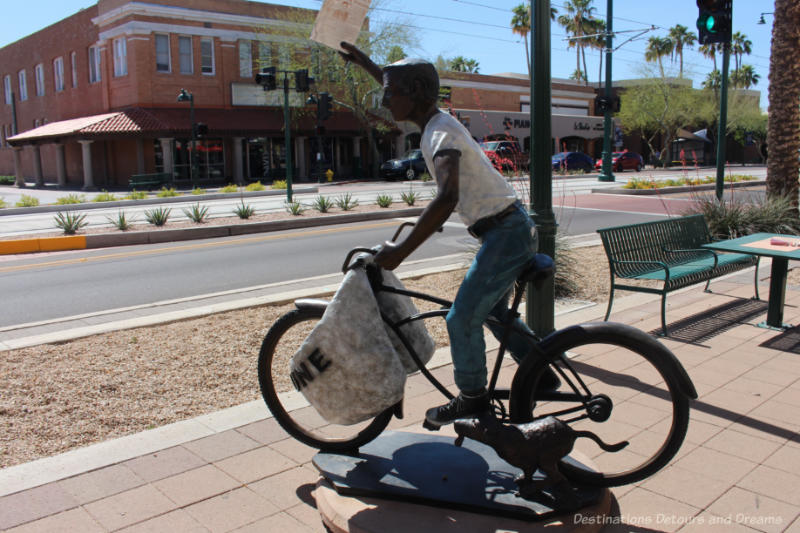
574, 431, 628, 452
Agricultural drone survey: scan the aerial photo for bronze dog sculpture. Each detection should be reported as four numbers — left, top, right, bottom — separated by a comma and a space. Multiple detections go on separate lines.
454, 413, 627, 507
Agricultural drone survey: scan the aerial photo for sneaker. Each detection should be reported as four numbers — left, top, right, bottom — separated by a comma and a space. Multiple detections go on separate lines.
538, 366, 561, 391
424, 388, 489, 429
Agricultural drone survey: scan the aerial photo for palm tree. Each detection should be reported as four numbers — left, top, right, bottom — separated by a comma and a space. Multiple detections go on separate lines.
645, 36, 672, 77
766, 0, 800, 205
668, 24, 697, 77
699, 42, 719, 71
730, 31, 753, 71
511, 3, 531, 79
585, 18, 607, 87
558, 0, 597, 86
731, 64, 760, 89
702, 69, 721, 92
449, 56, 479, 73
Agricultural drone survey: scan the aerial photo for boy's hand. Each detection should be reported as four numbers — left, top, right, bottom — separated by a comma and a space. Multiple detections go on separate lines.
374, 241, 405, 271
339, 42, 382, 83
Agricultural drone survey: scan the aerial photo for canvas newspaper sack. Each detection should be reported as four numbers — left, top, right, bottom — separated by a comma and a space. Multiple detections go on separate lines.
289, 258, 435, 425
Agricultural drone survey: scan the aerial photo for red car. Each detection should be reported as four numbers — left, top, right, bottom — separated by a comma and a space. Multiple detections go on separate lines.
594, 151, 643, 172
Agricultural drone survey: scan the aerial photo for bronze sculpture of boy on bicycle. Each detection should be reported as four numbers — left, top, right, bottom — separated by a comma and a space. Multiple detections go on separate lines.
340, 42, 557, 428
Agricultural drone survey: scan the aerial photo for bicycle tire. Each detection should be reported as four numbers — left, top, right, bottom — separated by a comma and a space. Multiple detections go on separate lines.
510, 322, 690, 487
257, 307, 393, 452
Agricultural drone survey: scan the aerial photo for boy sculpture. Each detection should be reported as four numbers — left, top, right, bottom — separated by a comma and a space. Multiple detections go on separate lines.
341, 43, 554, 428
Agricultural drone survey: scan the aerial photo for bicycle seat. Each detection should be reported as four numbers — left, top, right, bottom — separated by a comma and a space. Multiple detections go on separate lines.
517, 253, 554, 288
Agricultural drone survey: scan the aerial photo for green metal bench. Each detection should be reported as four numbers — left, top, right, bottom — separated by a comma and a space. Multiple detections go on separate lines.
128, 172, 172, 190
597, 214, 760, 335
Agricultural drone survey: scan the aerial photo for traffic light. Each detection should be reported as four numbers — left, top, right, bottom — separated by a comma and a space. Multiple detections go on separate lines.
255, 66, 277, 91
697, 0, 732, 45
318, 92, 332, 121
295, 69, 313, 92
194, 123, 208, 138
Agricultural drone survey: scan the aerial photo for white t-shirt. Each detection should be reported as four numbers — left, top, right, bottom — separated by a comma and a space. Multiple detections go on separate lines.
420, 111, 517, 227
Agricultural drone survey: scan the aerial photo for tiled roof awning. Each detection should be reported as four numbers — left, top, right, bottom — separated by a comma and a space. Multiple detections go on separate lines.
6, 106, 392, 146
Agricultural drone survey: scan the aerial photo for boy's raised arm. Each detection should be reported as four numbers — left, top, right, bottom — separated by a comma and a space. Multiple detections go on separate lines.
339, 42, 383, 84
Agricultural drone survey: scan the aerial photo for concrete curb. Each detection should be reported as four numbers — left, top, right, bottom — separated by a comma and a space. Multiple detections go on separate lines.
0, 207, 426, 255
590, 179, 766, 195
0, 186, 319, 217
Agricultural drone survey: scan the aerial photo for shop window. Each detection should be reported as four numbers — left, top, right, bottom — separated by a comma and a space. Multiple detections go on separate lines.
4, 75, 11, 104
53, 57, 64, 91
71, 52, 78, 88
258, 42, 271, 70
35, 64, 45, 96
18, 70, 27, 101
178, 36, 192, 74
113, 38, 127, 77
239, 40, 252, 77
88, 46, 101, 83
155, 34, 170, 73
201, 38, 214, 75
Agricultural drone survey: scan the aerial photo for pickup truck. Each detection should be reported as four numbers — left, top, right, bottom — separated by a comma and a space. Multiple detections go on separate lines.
479, 140, 529, 172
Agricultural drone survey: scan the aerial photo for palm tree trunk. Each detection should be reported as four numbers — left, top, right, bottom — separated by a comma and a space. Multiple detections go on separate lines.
524, 38, 530, 79
581, 45, 589, 85
766, 0, 800, 206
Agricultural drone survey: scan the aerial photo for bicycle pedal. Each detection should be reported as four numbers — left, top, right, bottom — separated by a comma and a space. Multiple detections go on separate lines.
422, 419, 441, 431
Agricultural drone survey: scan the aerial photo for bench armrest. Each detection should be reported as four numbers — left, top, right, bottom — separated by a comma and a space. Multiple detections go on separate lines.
662, 247, 718, 267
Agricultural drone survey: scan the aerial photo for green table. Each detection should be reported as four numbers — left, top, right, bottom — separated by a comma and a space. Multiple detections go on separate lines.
704, 233, 800, 330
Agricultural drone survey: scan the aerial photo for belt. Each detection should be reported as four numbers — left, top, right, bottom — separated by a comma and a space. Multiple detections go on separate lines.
467, 202, 520, 239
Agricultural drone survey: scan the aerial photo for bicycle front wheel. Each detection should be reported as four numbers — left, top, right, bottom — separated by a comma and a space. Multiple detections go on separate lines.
510, 323, 691, 487
257, 307, 392, 452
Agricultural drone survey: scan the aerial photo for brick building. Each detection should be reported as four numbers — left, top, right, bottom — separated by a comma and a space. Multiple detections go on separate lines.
0, 0, 382, 189
1, 0, 608, 189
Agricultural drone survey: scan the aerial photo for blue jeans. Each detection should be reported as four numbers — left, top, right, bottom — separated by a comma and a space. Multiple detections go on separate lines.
446, 202, 538, 392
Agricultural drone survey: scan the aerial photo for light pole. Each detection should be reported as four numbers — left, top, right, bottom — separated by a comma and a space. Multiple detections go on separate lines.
177, 88, 197, 186
597, 0, 615, 182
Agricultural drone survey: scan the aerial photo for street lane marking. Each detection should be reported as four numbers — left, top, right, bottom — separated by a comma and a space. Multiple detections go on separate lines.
0, 220, 406, 274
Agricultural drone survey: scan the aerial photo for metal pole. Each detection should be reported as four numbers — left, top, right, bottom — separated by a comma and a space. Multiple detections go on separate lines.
715, 42, 731, 201
527, 0, 555, 337
283, 74, 293, 203
10, 90, 24, 188
597, 0, 615, 182
189, 95, 196, 187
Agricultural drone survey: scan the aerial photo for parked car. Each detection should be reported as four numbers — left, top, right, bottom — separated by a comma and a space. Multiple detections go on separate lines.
480, 140, 528, 171
594, 151, 644, 172
379, 149, 427, 180
551, 151, 594, 172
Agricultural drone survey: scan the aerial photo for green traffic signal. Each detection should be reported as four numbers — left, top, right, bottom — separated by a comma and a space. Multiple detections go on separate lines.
705, 14, 717, 32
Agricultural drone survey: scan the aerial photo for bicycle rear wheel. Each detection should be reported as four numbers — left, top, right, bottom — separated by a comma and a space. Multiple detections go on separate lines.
510, 323, 691, 487
257, 307, 392, 452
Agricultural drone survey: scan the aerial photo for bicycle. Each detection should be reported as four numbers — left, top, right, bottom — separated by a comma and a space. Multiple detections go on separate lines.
258, 222, 698, 488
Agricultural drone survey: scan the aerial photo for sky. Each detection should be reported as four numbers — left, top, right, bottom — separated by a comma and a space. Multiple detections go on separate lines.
0, 0, 776, 106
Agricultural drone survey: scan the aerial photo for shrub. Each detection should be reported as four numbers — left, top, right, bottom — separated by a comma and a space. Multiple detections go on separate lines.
233, 202, 256, 219
191, 187, 206, 195
125, 190, 148, 200
144, 207, 171, 226
245, 181, 266, 191
312, 195, 333, 213
182, 203, 210, 223
271, 180, 287, 190
56, 193, 87, 205
285, 201, 305, 215
685, 194, 800, 240
376, 194, 393, 208
0, 197, 6, 208
0, 176, 14, 185
419, 172, 433, 182
335, 193, 358, 211
93, 190, 118, 202
401, 189, 418, 206
156, 187, 179, 198
53, 211, 88, 235
106, 210, 135, 231
15, 194, 40, 207
220, 184, 239, 193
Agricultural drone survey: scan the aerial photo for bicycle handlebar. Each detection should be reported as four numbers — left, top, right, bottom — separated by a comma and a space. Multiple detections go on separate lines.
341, 222, 445, 273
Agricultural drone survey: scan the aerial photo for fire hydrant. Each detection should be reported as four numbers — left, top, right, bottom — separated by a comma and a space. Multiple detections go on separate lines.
325, 169, 334, 182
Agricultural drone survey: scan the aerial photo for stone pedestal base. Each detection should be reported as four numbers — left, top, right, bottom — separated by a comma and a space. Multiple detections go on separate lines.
313, 430, 613, 532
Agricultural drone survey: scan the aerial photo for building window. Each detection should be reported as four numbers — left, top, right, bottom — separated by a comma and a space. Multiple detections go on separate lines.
18, 70, 27, 101
71, 51, 78, 88
239, 40, 252, 78
4, 75, 11, 104
155, 34, 171, 72
54, 57, 65, 92
201, 38, 214, 75
279, 46, 290, 70
0, 125, 5, 148
88, 46, 101, 83
35, 64, 45, 96
258, 42, 271, 70
178, 36, 193, 74
113, 38, 127, 77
